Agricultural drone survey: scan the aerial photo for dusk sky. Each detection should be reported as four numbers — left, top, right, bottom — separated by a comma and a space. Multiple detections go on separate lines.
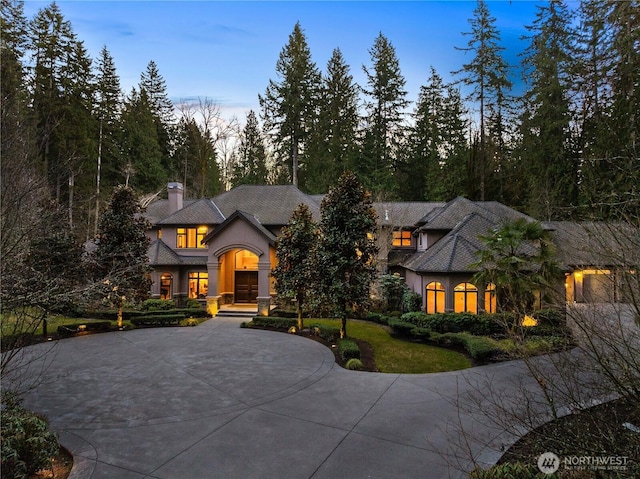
22, 1, 579, 122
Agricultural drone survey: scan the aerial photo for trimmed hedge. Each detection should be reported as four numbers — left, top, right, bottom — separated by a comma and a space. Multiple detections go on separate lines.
387, 319, 417, 336
78, 308, 207, 321
268, 309, 298, 318
431, 332, 499, 360
57, 320, 112, 335
142, 299, 176, 311
337, 338, 360, 361
400, 312, 509, 336
131, 314, 185, 326
250, 316, 298, 329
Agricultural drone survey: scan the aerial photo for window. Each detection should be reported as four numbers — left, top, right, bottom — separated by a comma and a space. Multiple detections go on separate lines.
454, 282, 478, 313
188, 272, 208, 299
392, 230, 412, 247
235, 250, 258, 270
160, 273, 172, 300
157, 229, 162, 239
426, 282, 445, 314
484, 283, 496, 313
177, 226, 208, 248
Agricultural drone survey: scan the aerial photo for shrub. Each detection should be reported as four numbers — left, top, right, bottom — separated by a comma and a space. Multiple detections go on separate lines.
400, 312, 507, 336
399, 311, 429, 327
401, 290, 423, 313
179, 318, 200, 327
310, 323, 340, 343
184, 298, 201, 309
531, 308, 565, 327
387, 319, 417, 336
410, 327, 431, 340
337, 338, 361, 361
142, 299, 176, 311
432, 332, 499, 360
57, 320, 112, 336
345, 358, 364, 370
268, 309, 298, 318
130, 314, 185, 326
250, 316, 298, 330
1, 395, 59, 479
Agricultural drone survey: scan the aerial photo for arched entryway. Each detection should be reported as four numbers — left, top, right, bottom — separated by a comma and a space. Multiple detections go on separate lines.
233, 249, 259, 303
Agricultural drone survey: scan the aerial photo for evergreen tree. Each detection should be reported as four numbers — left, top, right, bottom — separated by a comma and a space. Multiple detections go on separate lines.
92, 185, 151, 327
316, 171, 378, 338
120, 88, 165, 191
259, 22, 321, 188
360, 33, 409, 197
232, 110, 268, 187
305, 48, 360, 194
139, 60, 176, 179
93, 45, 123, 235
454, 0, 512, 201
272, 204, 318, 329
405, 67, 469, 201
174, 116, 220, 197
519, 0, 576, 220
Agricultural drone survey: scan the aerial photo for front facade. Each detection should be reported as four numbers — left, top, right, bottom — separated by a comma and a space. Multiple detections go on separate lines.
146, 183, 632, 316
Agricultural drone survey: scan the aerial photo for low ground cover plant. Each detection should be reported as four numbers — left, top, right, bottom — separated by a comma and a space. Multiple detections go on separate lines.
1, 394, 59, 479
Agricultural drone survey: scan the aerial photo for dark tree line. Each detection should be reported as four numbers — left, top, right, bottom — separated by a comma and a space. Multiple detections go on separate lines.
2, 0, 638, 242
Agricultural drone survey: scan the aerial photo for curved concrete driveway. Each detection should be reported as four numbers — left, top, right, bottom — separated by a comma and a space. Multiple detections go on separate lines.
21, 318, 533, 479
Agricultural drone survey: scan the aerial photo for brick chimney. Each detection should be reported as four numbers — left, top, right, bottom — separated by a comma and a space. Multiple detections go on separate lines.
167, 182, 184, 215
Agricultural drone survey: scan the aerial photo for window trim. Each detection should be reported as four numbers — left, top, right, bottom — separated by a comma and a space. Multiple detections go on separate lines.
392, 229, 412, 247
176, 226, 208, 249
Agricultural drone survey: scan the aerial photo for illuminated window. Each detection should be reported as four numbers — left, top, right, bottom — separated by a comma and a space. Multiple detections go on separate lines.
426, 282, 445, 314
157, 229, 162, 239
484, 283, 496, 313
234, 250, 259, 270
177, 226, 208, 248
160, 273, 172, 300
454, 282, 478, 313
392, 230, 412, 247
188, 272, 208, 299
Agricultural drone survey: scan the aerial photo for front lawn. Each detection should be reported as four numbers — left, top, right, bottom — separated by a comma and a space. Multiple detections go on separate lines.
250, 317, 471, 373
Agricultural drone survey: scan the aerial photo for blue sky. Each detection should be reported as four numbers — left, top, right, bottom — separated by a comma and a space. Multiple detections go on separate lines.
23, 1, 577, 121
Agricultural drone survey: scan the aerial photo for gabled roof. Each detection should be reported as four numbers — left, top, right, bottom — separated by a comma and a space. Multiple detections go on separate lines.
147, 239, 208, 266
403, 212, 496, 273
145, 199, 196, 225
157, 198, 225, 225
212, 185, 321, 225
374, 202, 444, 228
202, 210, 277, 246
416, 196, 539, 232
548, 221, 637, 269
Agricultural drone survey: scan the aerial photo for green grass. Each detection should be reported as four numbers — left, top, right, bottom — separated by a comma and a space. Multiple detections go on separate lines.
310, 319, 471, 373
1, 313, 132, 338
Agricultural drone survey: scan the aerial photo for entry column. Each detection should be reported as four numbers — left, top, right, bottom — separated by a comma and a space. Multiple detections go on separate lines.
206, 258, 221, 316
256, 258, 271, 316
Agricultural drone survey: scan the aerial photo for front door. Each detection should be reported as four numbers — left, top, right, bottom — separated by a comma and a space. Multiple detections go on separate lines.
235, 271, 259, 303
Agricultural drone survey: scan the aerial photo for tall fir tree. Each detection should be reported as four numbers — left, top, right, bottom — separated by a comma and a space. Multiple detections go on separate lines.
139, 60, 176, 179
120, 87, 165, 191
405, 67, 469, 201
454, 0, 512, 201
259, 22, 321, 189
519, 0, 576, 220
232, 110, 268, 187
305, 48, 360, 194
360, 33, 409, 198
93, 45, 123, 235
174, 116, 220, 197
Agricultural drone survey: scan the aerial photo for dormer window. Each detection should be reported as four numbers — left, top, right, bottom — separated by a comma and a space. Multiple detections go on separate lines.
392, 230, 411, 247
177, 226, 208, 249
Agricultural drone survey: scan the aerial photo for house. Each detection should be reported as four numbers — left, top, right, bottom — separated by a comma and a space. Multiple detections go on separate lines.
145, 183, 635, 316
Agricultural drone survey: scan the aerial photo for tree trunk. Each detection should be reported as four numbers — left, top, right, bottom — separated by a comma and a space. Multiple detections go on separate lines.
117, 304, 123, 329
95, 120, 102, 237
296, 300, 304, 331
340, 314, 347, 339
292, 140, 299, 187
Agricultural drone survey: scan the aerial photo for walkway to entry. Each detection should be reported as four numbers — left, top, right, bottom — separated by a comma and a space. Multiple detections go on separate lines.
21, 317, 540, 479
